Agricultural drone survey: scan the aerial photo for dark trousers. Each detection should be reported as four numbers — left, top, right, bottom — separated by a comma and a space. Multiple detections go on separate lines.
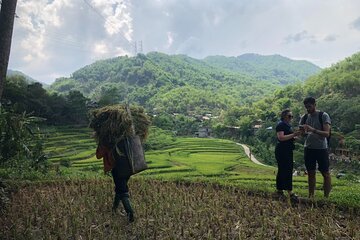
111, 160, 130, 198
275, 146, 293, 191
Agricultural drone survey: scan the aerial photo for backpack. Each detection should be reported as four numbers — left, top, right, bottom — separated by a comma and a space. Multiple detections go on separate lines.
301, 111, 331, 146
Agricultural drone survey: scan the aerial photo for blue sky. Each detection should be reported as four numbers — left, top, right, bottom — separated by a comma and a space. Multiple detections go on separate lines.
8, 0, 360, 84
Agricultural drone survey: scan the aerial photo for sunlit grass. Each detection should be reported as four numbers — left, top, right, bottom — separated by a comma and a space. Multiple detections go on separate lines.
42, 127, 360, 208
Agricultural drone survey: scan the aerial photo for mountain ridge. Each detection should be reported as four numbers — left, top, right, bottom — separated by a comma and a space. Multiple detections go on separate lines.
49, 52, 321, 114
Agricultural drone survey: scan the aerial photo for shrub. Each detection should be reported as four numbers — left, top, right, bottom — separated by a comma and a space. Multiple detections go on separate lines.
0, 108, 49, 178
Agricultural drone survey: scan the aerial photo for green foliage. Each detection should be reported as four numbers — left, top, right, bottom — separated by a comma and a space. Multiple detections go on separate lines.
222, 106, 253, 126
345, 136, 360, 153
0, 108, 48, 178
59, 159, 72, 168
204, 53, 320, 85
224, 52, 360, 156
151, 113, 202, 136
50, 52, 318, 115
143, 127, 176, 151
2, 75, 89, 125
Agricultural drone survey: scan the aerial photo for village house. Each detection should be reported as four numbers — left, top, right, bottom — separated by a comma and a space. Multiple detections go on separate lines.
194, 127, 212, 138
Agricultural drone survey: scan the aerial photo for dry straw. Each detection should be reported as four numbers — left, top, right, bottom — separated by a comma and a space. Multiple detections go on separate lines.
89, 104, 151, 147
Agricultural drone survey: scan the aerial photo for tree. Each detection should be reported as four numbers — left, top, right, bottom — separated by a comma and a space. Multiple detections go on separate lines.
0, 0, 18, 99
66, 91, 88, 124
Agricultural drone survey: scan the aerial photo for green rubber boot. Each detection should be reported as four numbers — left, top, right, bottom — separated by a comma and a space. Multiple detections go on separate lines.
112, 194, 121, 214
121, 197, 134, 223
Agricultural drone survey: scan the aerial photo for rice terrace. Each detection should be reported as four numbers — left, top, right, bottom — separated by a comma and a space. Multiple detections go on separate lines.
1, 0, 360, 239
1, 126, 360, 239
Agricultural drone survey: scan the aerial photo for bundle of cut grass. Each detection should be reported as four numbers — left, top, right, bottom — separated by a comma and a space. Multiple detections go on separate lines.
89, 104, 151, 147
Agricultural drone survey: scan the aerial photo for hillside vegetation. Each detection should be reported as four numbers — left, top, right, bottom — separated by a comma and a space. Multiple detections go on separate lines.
50, 52, 320, 114
218, 52, 360, 166
245, 52, 360, 135
204, 53, 320, 85
2, 52, 359, 175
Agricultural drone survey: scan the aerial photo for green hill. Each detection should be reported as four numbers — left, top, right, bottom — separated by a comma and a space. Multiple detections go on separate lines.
50, 52, 320, 115
7, 69, 49, 88
204, 53, 321, 85
305, 52, 360, 134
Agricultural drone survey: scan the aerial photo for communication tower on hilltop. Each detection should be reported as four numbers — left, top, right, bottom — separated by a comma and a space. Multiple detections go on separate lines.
133, 41, 137, 55
139, 41, 143, 53
133, 40, 143, 55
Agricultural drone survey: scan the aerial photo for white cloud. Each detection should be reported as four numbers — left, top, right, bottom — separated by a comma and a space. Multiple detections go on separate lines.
90, 0, 133, 41
93, 42, 109, 55
10, 0, 134, 83
92, 42, 130, 59
8, 0, 360, 84
23, 54, 33, 62
43, 0, 73, 27
20, 33, 47, 61
165, 31, 174, 49
14, 0, 73, 71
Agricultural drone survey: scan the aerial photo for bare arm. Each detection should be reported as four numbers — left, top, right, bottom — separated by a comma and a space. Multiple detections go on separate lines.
277, 131, 299, 141
305, 123, 330, 137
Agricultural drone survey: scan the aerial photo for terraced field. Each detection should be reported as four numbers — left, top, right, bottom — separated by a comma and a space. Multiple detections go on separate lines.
44, 127, 275, 182
43, 126, 360, 208
43, 126, 99, 167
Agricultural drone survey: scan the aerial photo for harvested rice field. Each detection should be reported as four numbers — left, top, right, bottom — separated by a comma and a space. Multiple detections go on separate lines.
1, 179, 359, 239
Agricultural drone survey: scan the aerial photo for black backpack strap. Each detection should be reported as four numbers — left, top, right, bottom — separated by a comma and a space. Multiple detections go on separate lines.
301, 114, 308, 125
319, 111, 324, 130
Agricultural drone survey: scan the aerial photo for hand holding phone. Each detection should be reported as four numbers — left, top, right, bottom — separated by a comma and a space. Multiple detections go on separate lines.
298, 125, 307, 135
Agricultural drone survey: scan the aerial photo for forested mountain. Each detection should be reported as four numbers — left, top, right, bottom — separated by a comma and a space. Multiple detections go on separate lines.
3, 51, 359, 162
50, 52, 320, 115
204, 53, 320, 85
7, 69, 49, 88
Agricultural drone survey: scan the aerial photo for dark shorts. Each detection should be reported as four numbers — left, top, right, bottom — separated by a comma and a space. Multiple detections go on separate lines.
304, 148, 329, 172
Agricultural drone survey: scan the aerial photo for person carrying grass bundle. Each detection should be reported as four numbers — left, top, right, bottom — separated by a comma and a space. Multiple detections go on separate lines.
275, 109, 300, 201
90, 104, 150, 223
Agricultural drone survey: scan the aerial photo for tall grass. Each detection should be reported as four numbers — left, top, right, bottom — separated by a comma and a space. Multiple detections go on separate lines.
1, 179, 359, 239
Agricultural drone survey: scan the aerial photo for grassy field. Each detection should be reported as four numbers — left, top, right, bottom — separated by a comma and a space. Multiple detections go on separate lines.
1, 179, 359, 239
42, 126, 360, 209
1, 126, 360, 239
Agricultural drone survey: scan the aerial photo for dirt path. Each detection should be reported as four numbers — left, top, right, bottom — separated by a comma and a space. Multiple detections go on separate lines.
236, 143, 272, 167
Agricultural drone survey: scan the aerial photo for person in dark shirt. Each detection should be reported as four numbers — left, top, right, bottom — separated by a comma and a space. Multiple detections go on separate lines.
96, 138, 134, 223
275, 109, 300, 200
